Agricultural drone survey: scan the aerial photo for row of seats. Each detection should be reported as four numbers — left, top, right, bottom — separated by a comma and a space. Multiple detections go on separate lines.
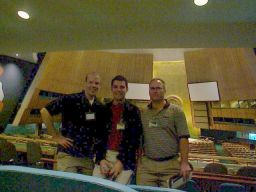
222, 142, 256, 160
0, 138, 43, 167
204, 162, 256, 178
179, 180, 247, 192
189, 138, 218, 156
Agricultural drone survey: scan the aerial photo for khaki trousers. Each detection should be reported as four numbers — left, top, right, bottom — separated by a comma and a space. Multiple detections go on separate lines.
57, 152, 93, 175
136, 156, 180, 188
93, 150, 133, 184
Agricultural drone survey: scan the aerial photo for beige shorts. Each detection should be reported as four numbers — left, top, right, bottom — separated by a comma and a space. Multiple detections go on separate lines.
57, 152, 93, 175
92, 150, 133, 184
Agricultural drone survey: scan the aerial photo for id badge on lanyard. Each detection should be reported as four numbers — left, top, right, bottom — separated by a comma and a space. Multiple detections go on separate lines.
149, 121, 158, 128
117, 119, 125, 130
85, 112, 95, 121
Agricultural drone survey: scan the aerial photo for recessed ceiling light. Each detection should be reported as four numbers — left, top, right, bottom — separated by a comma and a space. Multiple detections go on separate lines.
15, 53, 19, 57
194, 0, 208, 6
18, 11, 30, 19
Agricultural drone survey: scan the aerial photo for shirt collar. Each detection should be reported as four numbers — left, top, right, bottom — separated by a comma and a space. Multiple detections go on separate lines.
147, 99, 170, 109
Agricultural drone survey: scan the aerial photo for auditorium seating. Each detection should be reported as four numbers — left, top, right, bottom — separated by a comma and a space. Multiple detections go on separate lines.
0, 139, 17, 164
222, 142, 256, 161
178, 180, 200, 192
189, 138, 218, 160
237, 166, 256, 178
218, 183, 246, 192
129, 185, 183, 192
26, 142, 44, 167
192, 171, 256, 192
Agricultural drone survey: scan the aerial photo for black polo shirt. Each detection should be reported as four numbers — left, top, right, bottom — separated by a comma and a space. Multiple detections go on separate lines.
45, 91, 107, 158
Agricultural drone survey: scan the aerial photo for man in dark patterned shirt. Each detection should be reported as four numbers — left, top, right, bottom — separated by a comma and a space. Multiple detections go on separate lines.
40, 72, 107, 175
93, 75, 142, 184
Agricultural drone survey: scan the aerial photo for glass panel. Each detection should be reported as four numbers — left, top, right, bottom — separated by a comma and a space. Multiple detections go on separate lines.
220, 101, 230, 108
239, 100, 249, 108
211, 101, 221, 108
230, 100, 239, 108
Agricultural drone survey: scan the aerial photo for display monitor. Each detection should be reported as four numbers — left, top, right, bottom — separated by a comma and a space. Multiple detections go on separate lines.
126, 83, 150, 100
249, 133, 256, 141
188, 81, 220, 101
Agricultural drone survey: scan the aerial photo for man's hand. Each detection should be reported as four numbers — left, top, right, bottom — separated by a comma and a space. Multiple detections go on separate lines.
53, 135, 73, 149
109, 160, 123, 180
180, 162, 191, 181
99, 159, 112, 176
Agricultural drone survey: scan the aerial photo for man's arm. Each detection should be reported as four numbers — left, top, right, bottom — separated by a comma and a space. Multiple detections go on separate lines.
179, 138, 191, 180
40, 108, 73, 148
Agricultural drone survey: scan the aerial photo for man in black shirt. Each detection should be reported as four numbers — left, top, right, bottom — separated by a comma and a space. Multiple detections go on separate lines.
93, 75, 142, 184
40, 72, 107, 175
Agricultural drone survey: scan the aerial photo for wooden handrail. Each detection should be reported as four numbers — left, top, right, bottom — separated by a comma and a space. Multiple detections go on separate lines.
0, 134, 57, 145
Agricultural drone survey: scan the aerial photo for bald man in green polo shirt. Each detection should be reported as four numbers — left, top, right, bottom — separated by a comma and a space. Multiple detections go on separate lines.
136, 78, 191, 188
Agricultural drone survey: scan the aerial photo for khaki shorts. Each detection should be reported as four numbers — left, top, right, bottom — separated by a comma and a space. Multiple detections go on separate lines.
93, 150, 133, 184
57, 152, 93, 175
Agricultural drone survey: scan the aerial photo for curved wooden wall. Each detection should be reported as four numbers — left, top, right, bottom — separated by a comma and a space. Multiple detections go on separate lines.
13, 51, 153, 125
184, 48, 256, 100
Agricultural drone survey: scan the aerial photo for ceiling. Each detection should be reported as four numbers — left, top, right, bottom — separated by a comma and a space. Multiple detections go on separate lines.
0, 0, 255, 55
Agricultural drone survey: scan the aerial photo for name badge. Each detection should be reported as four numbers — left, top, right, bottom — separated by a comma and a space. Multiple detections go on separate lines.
149, 121, 158, 127
117, 122, 125, 130
85, 113, 95, 120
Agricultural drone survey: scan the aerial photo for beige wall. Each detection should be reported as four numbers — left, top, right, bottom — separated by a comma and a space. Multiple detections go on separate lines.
153, 61, 200, 137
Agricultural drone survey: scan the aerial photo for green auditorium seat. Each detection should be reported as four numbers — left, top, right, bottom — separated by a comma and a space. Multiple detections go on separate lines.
219, 183, 245, 192
128, 185, 184, 192
178, 179, 200, 192
204, 163, 228, 174
26, 142, 44, 168
0, 139, 17, 164
236, 166, 256, 178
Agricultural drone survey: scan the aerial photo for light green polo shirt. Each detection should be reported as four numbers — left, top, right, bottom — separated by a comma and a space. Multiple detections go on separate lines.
141, 101, 190, 159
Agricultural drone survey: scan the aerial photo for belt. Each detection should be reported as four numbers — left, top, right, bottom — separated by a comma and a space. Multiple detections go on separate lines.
146, 154, 178, 161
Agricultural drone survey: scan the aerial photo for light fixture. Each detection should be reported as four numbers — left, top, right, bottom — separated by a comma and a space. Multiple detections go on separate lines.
194, 0, 208, 6
15, 53, 19, 57
18, 11, 30, 19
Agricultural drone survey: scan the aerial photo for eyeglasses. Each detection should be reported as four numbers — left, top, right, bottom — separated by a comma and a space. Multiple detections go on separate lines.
149, 87, 164, 91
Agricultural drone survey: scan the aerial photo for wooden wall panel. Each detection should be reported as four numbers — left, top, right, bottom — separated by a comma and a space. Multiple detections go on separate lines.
13, 51, 153, 125
211, 124, 256, 132
185, 48, 256, 100
211, 108, 256, 119
38, 51, 153, 97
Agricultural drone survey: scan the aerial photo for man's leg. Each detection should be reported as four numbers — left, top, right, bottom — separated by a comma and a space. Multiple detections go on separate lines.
136, 156, 158, 187
56, 152, 78, 173
79, 157, 94, 175
158, 157, 180, 188
57, 152, 94, 175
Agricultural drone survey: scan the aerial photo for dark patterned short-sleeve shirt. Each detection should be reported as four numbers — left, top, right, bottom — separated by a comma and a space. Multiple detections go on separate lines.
45, 91, 106, 158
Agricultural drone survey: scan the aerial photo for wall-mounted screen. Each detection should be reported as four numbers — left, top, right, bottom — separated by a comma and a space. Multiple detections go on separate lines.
249, 133, 256, 141
188, 81, 220, 101
126, 83, 150, 100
